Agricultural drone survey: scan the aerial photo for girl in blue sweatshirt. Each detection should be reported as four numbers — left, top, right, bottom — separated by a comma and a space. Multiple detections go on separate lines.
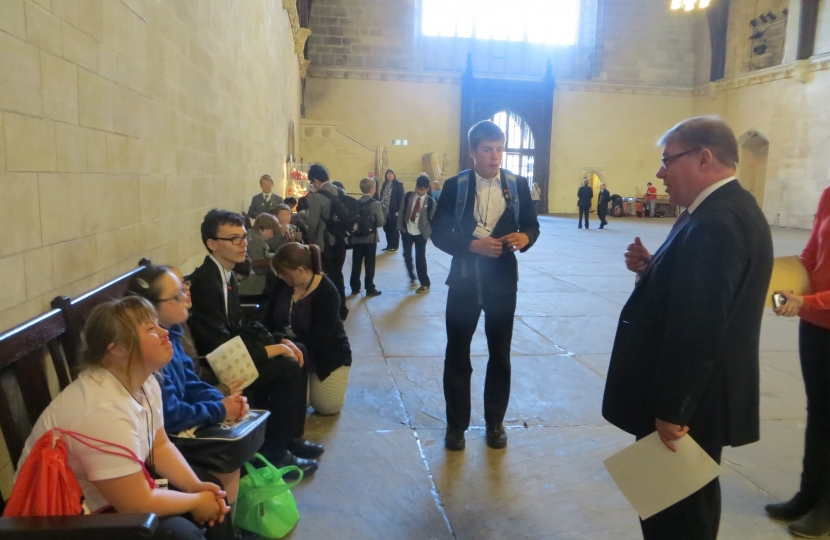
127, 265, 248, 504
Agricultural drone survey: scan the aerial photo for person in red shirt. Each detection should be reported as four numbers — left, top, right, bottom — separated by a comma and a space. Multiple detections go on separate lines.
766, 186, 830, 537
645, 182, 658, 217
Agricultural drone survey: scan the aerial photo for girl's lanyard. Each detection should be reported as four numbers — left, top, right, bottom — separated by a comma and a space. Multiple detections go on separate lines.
285, 275, 315, 338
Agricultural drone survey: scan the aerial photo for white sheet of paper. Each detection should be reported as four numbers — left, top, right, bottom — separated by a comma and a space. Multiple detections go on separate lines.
603, 432, 722, 520
205, 336, 259, 390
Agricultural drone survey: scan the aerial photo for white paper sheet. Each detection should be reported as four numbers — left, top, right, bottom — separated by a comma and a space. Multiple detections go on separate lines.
205, 336, 259, 390
604, 432, 722, 520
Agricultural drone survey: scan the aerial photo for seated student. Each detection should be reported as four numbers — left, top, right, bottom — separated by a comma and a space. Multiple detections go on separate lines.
188, 209, 322, 477
350, 177, 385, 297
127, 266, 249, 505
266, 243, 353, 415
267, 204, 304, 253
284, 197, 298, 211
397, 174, 436, 293
16, 297, 231, 540
238, 213, 279, 298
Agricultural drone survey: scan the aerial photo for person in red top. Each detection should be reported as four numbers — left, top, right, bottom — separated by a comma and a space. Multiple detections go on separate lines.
645, 182, 658, 217
766, 186, 830, 537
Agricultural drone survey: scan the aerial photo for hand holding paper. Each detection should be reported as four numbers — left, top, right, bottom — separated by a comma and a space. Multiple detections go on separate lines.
205, 336, 259, 391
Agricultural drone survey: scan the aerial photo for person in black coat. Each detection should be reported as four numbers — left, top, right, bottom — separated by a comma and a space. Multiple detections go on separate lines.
379, 169, 405, 252
577, 178, 593, 229
266, 243, 352, 416
597, 183, 611, 229
188, 209, 323, 479
432, 120, 540, 452
602, 117, 773, 540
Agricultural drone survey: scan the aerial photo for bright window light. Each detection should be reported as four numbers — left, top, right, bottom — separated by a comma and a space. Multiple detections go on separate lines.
422, 0, 580, 46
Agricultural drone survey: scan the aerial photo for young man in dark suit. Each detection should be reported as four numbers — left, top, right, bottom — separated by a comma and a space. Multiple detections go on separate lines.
577, 178, 593, 229
248, 174, 284, 218
432, 120, 540, 451
397, 174, 437, 293
597, 183, 611, 229
602, 116, 774, 540
188, 209, 322, 478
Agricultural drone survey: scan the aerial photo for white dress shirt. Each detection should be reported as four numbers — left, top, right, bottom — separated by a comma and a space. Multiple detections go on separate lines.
209, 254, 233, 317
406, 193, 428, 236
687, 176, 737, 214
474, 171, 506, 231
262, 192, 272, 203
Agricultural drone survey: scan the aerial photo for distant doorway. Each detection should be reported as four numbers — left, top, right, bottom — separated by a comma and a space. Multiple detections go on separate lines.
581, 169, 605, 212
737, 131, 770, 208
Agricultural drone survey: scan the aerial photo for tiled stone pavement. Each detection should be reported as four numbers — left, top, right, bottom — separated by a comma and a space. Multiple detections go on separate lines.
284, 214, 811, 539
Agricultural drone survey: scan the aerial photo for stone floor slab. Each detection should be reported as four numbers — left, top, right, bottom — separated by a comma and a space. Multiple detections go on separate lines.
521, 315, 620, 355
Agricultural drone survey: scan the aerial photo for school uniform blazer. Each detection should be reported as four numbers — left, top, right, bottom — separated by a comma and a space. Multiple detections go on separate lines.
188, 255, 283, 365
352, 195, 386, 244
396, 192, 436, 240
577, 185, 593, 209
305, 182, 339, 250
248, 193, 284, 218
431, 169, 540, 296
602, 180, 773, 448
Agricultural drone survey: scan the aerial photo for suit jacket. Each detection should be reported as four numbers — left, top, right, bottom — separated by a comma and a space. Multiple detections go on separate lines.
397, 192, 436, 240
602, 180, 773, 448
188, 255, 282, 365
379, 179, 405, 219
577, 185, 593, 209
352, 195, 386, 244
248, 193, 284, 218
597, 189, 611, 210
431, 169, 540, 296
305, 182, 339, 250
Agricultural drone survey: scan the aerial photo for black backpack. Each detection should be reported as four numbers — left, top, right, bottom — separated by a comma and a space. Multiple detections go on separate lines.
355, 200, 377, 237
317, 188, 361, 238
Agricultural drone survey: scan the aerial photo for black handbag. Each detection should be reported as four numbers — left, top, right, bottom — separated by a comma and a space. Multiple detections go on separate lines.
170, 410, 270, 473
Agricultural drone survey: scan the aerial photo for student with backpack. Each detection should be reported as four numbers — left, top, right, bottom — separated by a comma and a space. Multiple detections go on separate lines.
397, 174, 437, 294
350, 177, 386, 297
306, 163, 360, 320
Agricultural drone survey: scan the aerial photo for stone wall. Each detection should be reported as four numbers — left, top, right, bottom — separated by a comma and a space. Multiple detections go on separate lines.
0, 0, 302, 340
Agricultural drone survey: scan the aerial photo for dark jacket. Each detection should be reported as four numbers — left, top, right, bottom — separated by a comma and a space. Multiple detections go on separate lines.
431, 169, 540, 297
188, 255, 283, 365
602, 180, 773, 448
266, 276, 352, 380
577, 185, 593, 209
597, 189, 611, 211
248, 193, 284, 218
160, 325, 226, 434
379, 178, 405, 220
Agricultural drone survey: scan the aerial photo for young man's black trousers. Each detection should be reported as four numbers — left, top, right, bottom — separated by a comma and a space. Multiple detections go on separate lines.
443, 288, 516, 432
401, 232, 429, 286
350, 243, 377, 292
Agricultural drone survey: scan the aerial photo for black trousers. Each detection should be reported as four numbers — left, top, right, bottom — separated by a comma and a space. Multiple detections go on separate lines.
383, 215, 400, 250
350, 243, 377, 292
798, 320, 830, 499
322, 238, 347, 310
244, 350, 308, 456
598, 206, 608, 227
153, 468, 234, 540
443, 288, 516, 432
578, 207, 590, 228
638, 433, 722, 540
401, 232, 429, 287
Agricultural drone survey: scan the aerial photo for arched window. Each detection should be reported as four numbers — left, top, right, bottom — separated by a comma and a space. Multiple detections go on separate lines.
492, 110, 534, 183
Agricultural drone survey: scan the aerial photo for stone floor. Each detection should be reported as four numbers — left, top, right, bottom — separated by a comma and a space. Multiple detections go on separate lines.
285, 214, 812, 540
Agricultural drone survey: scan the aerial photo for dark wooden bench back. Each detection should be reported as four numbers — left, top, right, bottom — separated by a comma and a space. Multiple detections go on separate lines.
0, 260, 150, 510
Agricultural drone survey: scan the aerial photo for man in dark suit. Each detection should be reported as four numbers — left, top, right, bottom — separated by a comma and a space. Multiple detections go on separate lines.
577, 178, 593, 229
188, 209, 322, 478
379, 169, 405, 252
432, 120, 540, 451
248, 174, 284, 218
597, 183, 611, 229
602, 116, 773, 540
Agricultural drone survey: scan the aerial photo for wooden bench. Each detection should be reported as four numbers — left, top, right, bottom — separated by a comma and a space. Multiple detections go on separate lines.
0, 260, 157, 539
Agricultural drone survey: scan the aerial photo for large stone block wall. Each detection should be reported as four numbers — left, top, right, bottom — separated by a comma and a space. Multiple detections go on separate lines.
0, 0, 300, 340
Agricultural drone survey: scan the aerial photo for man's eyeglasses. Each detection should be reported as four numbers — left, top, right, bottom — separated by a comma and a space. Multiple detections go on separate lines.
661, 148, 701, 168
213, 234, 251, 245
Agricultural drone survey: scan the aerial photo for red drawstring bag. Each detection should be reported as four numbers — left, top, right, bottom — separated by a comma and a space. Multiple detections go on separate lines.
3, 428, 155, 518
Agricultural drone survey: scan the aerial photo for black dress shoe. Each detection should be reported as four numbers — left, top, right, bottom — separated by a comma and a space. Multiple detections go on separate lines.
789, 500, 830, 538
288, 438, 325, 459
766, 492, 818, 521
274, 451, 318, 481
486, 423, 507, 449
445, 430, 465, 451
366, 289, 382, 297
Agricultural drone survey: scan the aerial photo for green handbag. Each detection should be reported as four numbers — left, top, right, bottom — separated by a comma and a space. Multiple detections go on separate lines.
236, 453, 303, 538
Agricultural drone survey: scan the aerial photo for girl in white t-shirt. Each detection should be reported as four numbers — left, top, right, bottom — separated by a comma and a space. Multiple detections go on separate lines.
16, 297, 230, 540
